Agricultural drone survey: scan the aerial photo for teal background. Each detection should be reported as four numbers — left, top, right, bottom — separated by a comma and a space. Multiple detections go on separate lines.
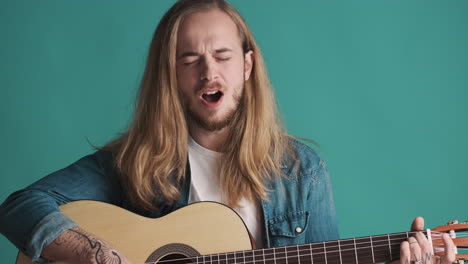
1, 0, 467, 262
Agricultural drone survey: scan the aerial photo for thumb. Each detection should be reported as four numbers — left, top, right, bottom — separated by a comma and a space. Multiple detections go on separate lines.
411, 216, 424, 231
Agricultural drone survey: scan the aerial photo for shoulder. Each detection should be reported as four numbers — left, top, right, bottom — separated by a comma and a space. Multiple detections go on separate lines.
92, 150, 115, 165
70, 150, 114, 169
285, 138, 326, 178
65, 150, 118, 179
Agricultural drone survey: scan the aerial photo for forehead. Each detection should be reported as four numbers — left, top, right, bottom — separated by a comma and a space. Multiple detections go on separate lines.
176, 9, 242, 51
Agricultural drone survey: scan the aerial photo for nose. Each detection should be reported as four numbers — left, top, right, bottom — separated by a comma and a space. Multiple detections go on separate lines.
200, 56, 218, 81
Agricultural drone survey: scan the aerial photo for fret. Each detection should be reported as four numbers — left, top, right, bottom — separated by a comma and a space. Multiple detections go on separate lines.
370, 236, 375, 263
226, 252, 236, 264
338, 240, 342, 264
298, 244, 312, 264
387, 234, 392, 261
204, 254, 211, 264
354, 238, 358, 264
309, 243, 314, 264
263, 249, 266, 264
254, 249, 264, 264
235, 251, 244, 264
371, 234, 397, 263
338, 238, 357, 264
397, 231, 412, 241
218, 253, 227, 264
297, 245, 301, 264
323, 242, 327, 264
389, 232, 413, 261
355, 237, 373, 264
286, 245, 300, 264
323, 241, 341, 264
245, 250, 254, 264
264, 248, 275, 264
275, 247, 287, 264
310, 241, 326, 264
212, 253, 219, 264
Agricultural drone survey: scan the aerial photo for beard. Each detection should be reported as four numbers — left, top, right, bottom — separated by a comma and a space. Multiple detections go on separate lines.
184, 82, 244, 132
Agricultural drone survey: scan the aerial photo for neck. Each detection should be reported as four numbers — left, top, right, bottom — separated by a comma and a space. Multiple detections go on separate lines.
189, 122, 230, 152
191, 231, 426, 264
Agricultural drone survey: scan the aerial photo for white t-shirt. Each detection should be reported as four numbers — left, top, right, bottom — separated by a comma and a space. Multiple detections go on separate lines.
187, 137, 264, 247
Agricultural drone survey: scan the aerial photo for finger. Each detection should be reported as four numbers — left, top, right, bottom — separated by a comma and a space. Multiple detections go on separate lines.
414, 232, 434, 263
440, 233, 456, 264
400, 241, 411, 264
408, 236, 422, 262
411, 217, 424, 231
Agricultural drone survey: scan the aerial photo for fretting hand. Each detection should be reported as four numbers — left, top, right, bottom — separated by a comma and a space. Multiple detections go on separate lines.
392, 217, 456, 264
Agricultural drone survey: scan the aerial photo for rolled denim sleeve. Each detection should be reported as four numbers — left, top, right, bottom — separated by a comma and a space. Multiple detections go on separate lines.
306, 158, 340, 242
0, 151, 122, 263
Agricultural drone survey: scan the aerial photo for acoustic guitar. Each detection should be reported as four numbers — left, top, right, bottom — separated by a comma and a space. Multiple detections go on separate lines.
16, 201, 468, 264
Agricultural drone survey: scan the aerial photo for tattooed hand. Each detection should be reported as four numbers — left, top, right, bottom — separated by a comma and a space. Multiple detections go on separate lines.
42, 227, 132, 264
390, 217, 456, 264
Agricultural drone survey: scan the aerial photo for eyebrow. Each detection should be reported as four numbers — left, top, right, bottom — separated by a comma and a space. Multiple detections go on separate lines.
177, 48, 233, 60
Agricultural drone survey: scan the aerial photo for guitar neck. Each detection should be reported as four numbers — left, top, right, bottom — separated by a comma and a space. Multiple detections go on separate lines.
197, 231, 417, 264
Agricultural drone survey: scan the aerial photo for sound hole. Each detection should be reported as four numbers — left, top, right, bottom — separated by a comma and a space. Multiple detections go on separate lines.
159, 253, 192, 264
145, 243, 200, 264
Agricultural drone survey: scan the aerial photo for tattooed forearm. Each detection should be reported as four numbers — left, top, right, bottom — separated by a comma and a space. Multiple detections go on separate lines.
68, 228, 105, 263
68, 228, 122, 264
42, 227, 124, 264
52, 231, 66, 246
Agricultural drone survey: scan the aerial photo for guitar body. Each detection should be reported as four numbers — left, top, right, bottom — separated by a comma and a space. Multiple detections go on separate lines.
16, 201, 252, 264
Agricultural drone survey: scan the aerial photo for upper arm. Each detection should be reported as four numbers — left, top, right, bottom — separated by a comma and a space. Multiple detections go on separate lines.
27, 151, 122, 204
0, 151, 123, 260
305, 158, 340, 242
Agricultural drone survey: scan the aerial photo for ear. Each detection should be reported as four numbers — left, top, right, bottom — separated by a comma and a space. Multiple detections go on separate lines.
244, 50, 254, 81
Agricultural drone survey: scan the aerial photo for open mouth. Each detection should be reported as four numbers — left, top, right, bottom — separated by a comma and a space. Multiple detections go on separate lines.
201, 90, 224, 104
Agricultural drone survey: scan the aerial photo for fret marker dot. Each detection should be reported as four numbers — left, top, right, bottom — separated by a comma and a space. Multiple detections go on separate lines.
295, 227, 302, 233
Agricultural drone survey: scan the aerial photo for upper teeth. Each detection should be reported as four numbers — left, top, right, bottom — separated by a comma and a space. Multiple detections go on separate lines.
205, 91, 218, 95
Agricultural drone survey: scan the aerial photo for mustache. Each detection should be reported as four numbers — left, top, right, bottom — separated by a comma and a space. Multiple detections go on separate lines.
196, 81, 225, 93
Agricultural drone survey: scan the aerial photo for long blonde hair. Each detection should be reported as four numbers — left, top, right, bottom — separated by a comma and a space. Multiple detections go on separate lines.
104, 0, 296, 211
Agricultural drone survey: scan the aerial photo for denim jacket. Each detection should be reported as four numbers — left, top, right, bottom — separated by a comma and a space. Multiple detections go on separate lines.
0, 140, 339, 263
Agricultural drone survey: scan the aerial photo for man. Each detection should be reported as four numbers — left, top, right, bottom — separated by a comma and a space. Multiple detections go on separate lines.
0, 0, 455, 263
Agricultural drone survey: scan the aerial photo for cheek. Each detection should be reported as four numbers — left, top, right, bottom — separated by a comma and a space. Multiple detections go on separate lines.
222, 62, 245, 86
177, 67, 197, 92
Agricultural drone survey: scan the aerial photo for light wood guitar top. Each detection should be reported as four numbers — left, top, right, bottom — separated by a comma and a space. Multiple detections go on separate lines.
16, 201, 252, 264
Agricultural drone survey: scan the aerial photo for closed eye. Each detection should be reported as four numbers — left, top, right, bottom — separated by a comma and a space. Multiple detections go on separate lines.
183, 59, 199, 65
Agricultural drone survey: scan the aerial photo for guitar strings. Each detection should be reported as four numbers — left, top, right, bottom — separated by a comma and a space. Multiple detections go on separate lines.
148, 231, 464, 264
145, 232, 462, 264
142, 244, 442, 264
145, 231, 465, 264
147, 233, 468, 264
142, 243, 410, 264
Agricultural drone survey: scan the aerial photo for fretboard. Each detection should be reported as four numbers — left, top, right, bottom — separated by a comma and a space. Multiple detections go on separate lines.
192, 231, 417, 264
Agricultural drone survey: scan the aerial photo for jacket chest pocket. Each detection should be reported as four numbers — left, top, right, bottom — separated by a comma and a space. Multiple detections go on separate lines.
268, 211, 309, 247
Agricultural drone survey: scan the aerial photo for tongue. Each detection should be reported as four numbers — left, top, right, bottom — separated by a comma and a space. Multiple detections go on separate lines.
202, 92, 222, 103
